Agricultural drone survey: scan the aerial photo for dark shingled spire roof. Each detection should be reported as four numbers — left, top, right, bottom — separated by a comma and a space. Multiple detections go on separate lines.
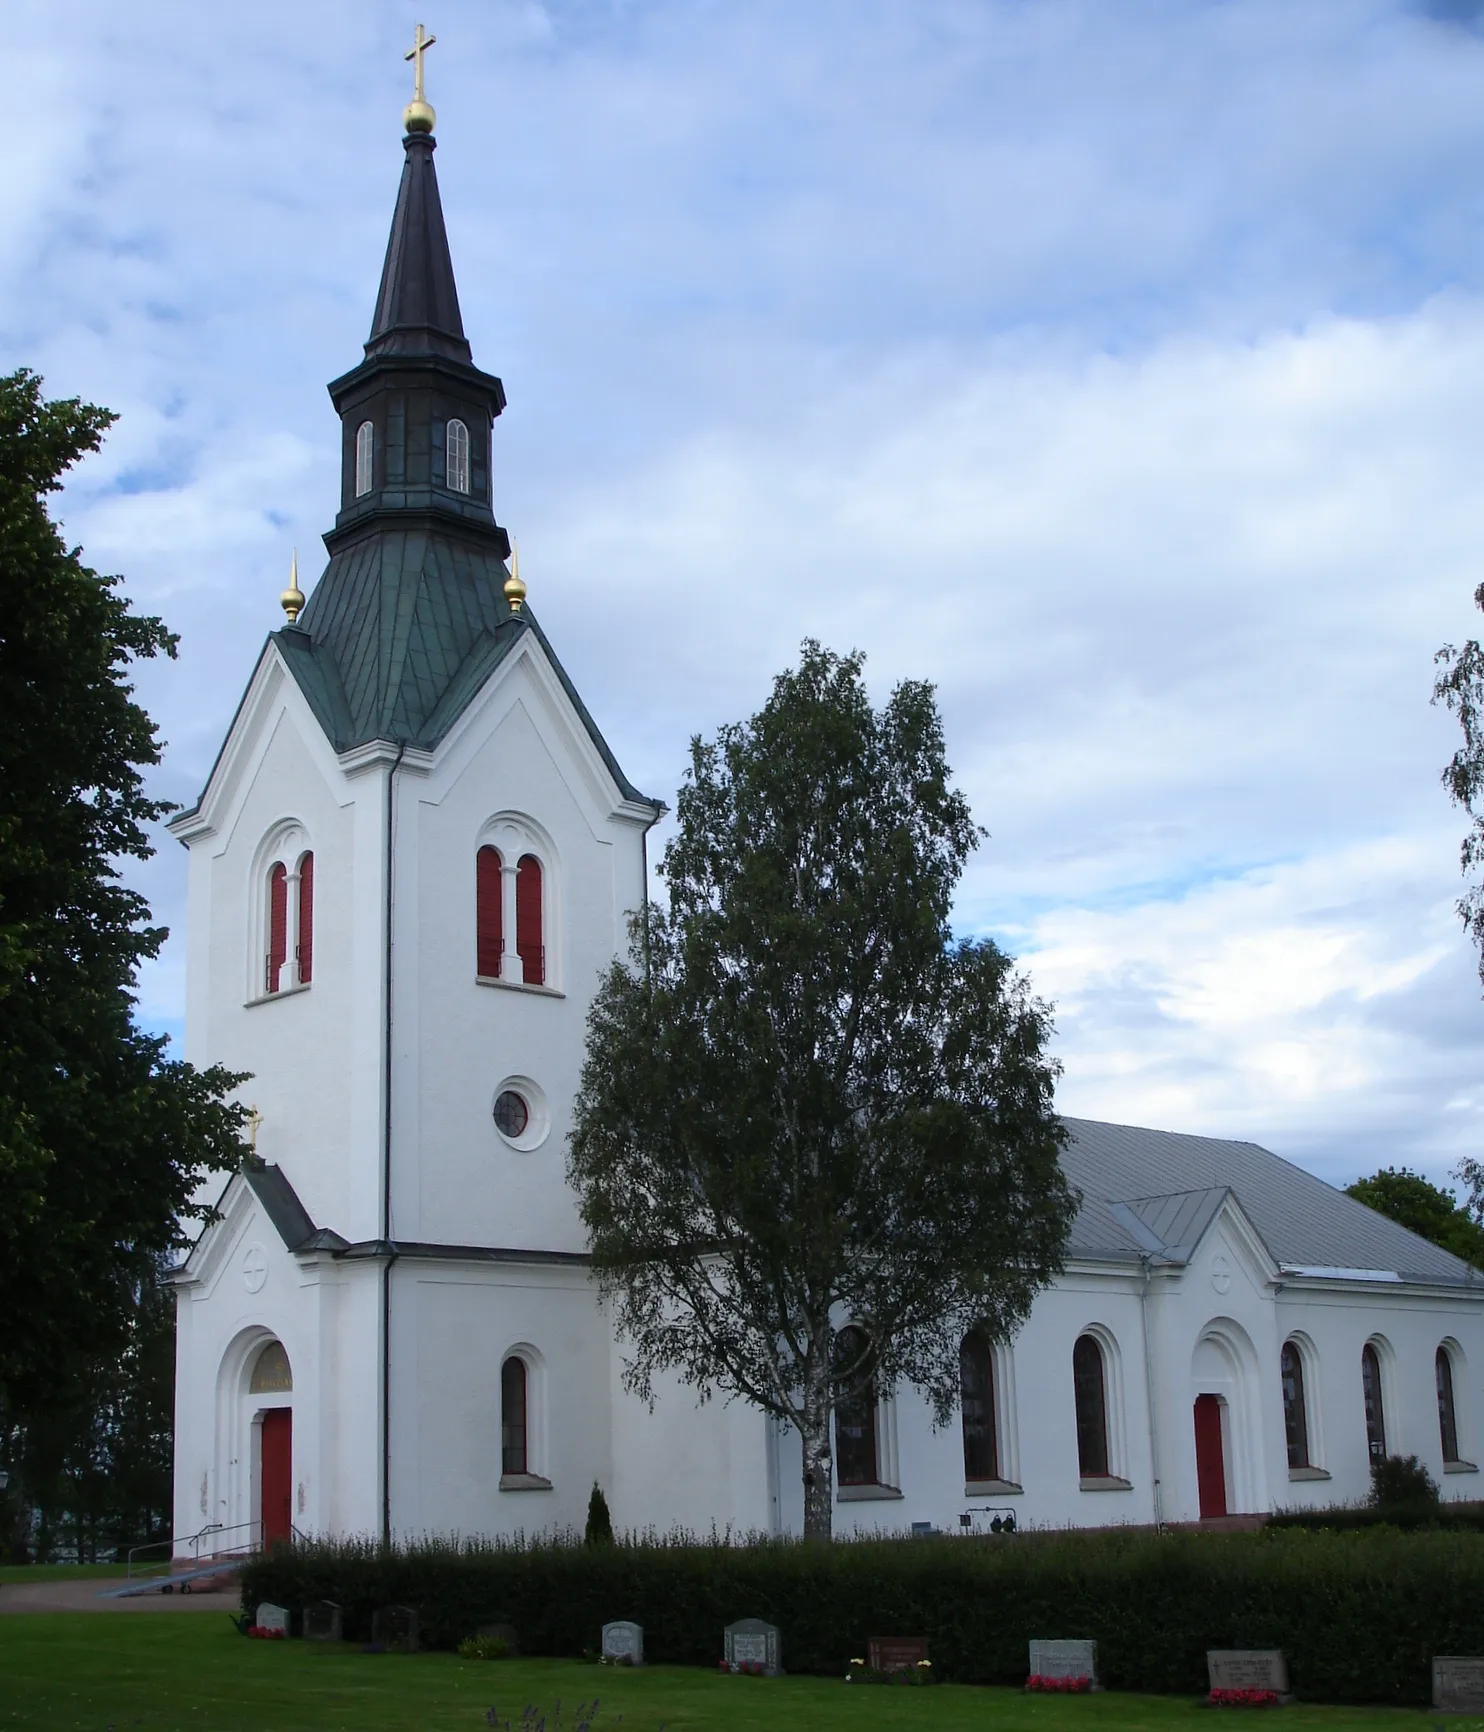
365, 132, 470, 364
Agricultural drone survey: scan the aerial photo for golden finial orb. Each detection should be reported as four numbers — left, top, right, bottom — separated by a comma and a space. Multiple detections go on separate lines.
503, 541, 527, 616
280, 549, 306, 625
403, 23, 437, 134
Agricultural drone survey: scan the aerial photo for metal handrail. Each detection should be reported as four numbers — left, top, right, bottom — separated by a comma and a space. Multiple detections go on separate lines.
127, 1519, 265, 1579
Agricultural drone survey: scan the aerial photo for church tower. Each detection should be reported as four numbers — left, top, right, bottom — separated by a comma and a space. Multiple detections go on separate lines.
161, 44, 758, 1551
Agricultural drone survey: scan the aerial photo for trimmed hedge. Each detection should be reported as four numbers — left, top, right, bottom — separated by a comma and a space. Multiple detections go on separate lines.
241, 1524, 1484, 1705
1268, 1500, 1484, 1534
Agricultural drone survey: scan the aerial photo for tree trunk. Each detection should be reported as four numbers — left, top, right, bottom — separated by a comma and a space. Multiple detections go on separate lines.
800, 1353, 834, 1542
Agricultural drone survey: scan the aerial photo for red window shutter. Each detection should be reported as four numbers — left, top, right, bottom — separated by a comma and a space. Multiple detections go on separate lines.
267, 863, 288, 993
476, 846, 503, 977
516, 855, 543, 985
296, 851, 314, 985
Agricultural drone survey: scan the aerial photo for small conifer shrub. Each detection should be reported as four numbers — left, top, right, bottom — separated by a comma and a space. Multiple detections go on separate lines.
585, 1482, 614, 1546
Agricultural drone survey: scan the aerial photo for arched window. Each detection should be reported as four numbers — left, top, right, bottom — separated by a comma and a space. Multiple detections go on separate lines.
266, 862, 288, 994
960, 1329, 998, 1482
834, 1325, 878, 1487
476, 845, 504, 978
1280, 1341, 1310, 1470
1362, 1342, 1387, 1461
295, 851, 314, 986
1073, 1334, 1109, 1479
355, 420, 374, 497
501, 1356, 528, 1476
516, 854, 544, 985
1438, 1346, 1462, 1465
447, 418, 470, 493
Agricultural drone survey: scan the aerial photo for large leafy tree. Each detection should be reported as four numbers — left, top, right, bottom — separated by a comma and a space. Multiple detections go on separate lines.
1344, 1168, 1484, 1269
0, 370, 245, 1542
569, 642, 1077, 1540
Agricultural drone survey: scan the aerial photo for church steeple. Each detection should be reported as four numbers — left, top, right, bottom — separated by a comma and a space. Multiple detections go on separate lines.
365, 128, 469, 365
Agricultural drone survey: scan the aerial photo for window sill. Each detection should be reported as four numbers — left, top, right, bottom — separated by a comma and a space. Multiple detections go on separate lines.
837, 1484, 904, 1502
476, 974, 565, 999
1445, 1459, 1479, 1475
499, 1473, 552, 1492
244, 981, 311, 1008
1287, 1466, 1331, 1482
1079, 1475, 1133, 1492
965, 1479, 1023, 1497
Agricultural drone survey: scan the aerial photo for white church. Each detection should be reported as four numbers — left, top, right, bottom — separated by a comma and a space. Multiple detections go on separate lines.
170, 71, 1484, 1559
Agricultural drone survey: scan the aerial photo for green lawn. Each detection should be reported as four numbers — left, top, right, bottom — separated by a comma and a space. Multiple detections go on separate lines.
0, 1616, 1469, 1732
0, 1564, 131, 1584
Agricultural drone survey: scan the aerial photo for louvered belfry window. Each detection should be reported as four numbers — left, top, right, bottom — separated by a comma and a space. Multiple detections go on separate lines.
266, 862, 288, 993
355, 420, 374, 496
476, 846, 504, 978
296, 851, 314, 985
516, 855, 544, 985
447, 418, 470, 493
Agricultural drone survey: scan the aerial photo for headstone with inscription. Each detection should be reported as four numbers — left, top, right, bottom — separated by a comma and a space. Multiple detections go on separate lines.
1207, 1650, 1291, 1701
869, 1636, 929, 1673
1029, 1639, 1099, 1686
602, 1620, 644, 1665
1434, 1657, 1484, 1714
476, 1620, 519, 1654
371, 1604, 420, 1653
255, 1602, 290, 1636
302, 1600, 342, 1642
724, 1617, 782, 1676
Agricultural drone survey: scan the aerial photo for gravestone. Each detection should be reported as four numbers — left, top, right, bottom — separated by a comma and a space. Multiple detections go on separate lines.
1434, 1657, 1484, 1714
1207, 1650, 1291, 1701
869, 1636, 929, 1673
476, 1620, 519, 1655
602, 1620, 644, 1665
1029, 1639, 1098, 1686
371, 1604, 420, 1653
302, 1600, 342, 1643
724, 1617, 782, 1676
255, 1602, 290, 1636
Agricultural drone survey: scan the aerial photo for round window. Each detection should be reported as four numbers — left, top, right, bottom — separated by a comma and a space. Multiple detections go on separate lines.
493, 1090, 529, 1139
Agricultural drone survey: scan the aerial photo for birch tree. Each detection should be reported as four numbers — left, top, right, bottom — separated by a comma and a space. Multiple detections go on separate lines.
568, 642, 1075, 1540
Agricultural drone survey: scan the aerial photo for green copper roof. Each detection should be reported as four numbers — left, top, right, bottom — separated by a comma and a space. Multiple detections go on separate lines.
273, 528, 655, 806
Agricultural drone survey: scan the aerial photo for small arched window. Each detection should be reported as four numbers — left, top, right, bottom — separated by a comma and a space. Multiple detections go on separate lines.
447, 418, 470, 493
296, 851, 314, 986
501, 1356, 528, 1476
1280, 1341, 1310, 1470
476, 845, 504, 978
834, 1325, 878, 1488
516, 854, 544, 985
960, 1329, 998, 1482
1361, 1342, 1387, 1461
1073, 1333, 1109, 1479
1438, 1346, 1462, 1465
266, 862, 288, 994
355, 420, 374, 497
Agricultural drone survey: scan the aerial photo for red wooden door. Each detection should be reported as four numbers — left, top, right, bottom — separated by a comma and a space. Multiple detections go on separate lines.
1193, 1394, 1227, 1517
260, 1408, 292, 1546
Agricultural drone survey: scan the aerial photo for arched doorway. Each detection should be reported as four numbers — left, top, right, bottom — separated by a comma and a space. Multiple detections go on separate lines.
248, 1340, 293, 1546
1193, 1394, 1227, 1517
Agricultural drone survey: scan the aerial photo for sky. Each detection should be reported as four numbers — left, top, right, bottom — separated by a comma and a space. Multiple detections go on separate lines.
8, 0, 1484, 1193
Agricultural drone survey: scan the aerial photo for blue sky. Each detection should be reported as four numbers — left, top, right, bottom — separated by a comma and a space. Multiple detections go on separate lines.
11, 0, 1484, 1190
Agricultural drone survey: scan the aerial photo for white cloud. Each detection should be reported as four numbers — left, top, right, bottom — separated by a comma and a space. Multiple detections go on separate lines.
10, 0, 1484, 1193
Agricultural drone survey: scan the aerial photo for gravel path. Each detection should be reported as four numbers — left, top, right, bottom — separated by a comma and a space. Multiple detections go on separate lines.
0, 1577, 241, 1613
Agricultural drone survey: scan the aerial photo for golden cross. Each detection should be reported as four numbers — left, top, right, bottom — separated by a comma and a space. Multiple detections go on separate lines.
405, 23, 436, 104
246, 1107, 263, 1153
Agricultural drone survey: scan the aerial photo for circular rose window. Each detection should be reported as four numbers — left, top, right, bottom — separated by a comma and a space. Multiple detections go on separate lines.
493, 1089, 529, 1139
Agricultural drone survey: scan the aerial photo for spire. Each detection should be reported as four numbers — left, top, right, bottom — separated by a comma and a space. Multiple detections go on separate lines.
365, 127, 469, 363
